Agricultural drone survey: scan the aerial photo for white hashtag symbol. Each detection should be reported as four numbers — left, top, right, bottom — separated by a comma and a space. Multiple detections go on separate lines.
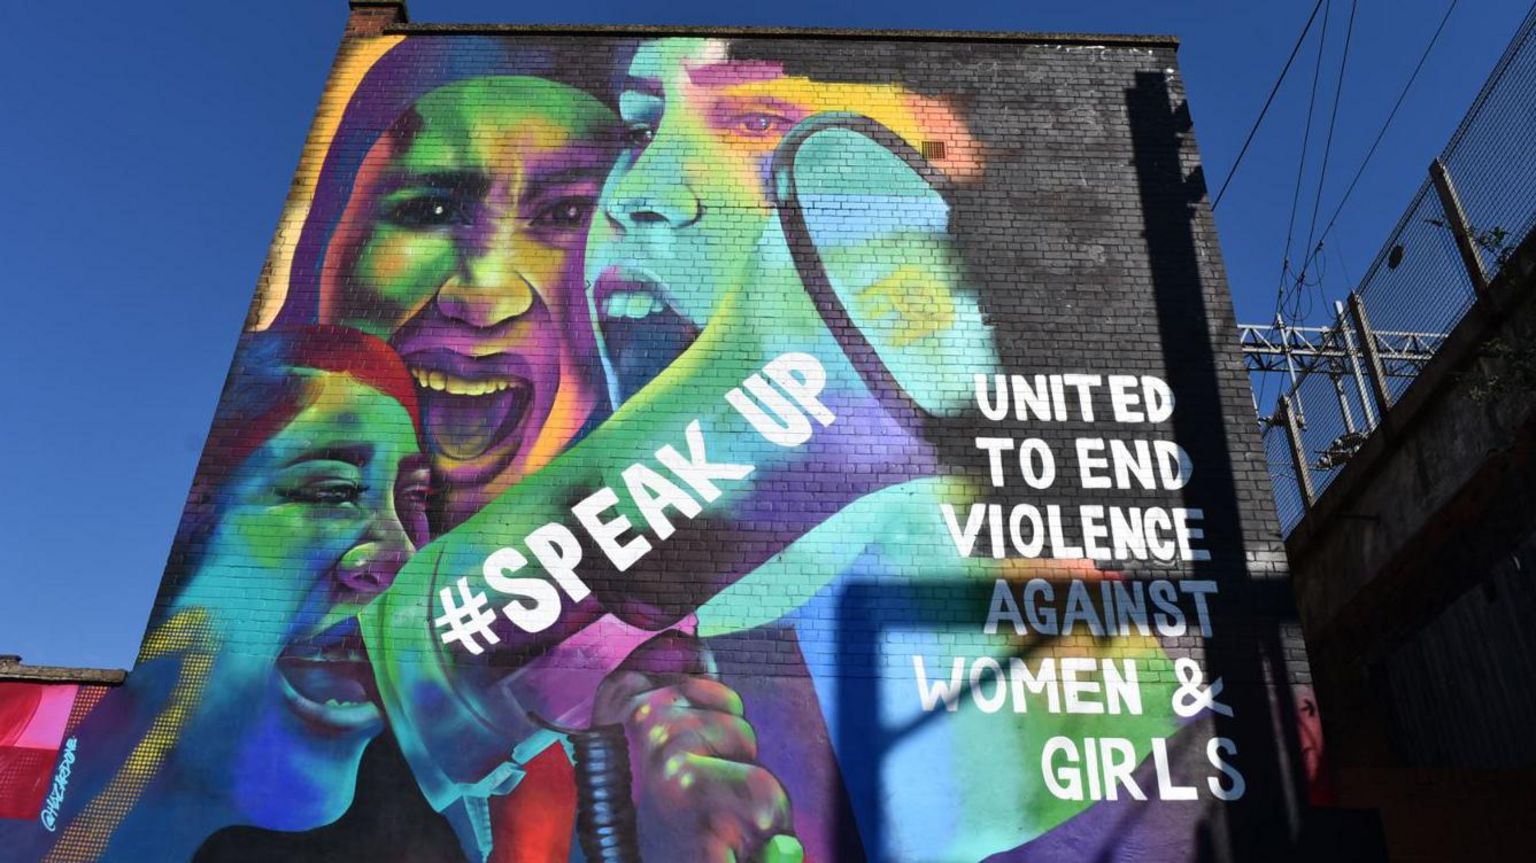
435, 577, 501, 655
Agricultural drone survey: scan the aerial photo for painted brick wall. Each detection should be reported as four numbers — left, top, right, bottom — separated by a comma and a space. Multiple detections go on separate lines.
1, 20, 1334, 863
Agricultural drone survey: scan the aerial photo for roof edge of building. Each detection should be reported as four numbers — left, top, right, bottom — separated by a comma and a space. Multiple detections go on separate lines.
0, 657, 128, 686
381, 22, 1179, 48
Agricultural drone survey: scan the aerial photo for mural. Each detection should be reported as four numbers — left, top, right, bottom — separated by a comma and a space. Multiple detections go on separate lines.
2, 33, 1323, 862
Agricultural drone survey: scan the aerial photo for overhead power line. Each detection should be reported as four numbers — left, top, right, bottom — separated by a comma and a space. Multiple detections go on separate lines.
1275, 0, 1333, 326
1211, 0, 1329, 211
1292, 0, 1461, 281
1302, 0, 1357, 269
1279, 0, 1358, 326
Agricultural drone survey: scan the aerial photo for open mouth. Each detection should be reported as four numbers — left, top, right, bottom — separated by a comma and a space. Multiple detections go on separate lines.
401, 350, 533, 462
276, 623, 382, 733
593, 267, 702, 402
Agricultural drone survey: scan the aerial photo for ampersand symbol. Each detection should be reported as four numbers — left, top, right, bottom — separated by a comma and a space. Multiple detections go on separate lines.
1172, 657, 1234, 718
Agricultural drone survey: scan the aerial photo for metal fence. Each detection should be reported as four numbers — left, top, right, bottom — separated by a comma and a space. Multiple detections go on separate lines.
1256, 4, 1536, 534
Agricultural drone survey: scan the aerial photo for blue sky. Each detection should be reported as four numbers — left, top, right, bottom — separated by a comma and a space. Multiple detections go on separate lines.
2, 0, 1529, 668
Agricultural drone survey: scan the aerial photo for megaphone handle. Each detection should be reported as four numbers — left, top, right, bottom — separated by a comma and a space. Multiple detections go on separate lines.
553, 630, 713, 863
567, 722, 643, 863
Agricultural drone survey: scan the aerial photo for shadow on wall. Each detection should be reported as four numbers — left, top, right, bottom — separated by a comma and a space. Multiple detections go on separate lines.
1122, 70, 1385, 862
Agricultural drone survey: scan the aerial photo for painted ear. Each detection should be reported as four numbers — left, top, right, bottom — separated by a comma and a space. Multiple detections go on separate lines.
772, 115, 998, 418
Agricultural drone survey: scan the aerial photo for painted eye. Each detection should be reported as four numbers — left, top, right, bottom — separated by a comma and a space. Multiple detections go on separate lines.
734, 113, 789, 136
623, 123, 656, 148
531, 197, 595, 229
386, 196, 471, 228
279, 480, 367, 506
396, 482, 433, 546
400, 484, 430, 506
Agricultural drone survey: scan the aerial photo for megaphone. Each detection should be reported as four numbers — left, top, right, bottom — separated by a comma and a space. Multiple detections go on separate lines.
361, 112, 989, 861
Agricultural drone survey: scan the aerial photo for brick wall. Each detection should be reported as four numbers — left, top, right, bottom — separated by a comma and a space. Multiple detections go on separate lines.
1, 19, 1339, 863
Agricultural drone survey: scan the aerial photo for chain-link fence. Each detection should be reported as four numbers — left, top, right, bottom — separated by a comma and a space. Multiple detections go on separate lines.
1258, 4, 1536, 534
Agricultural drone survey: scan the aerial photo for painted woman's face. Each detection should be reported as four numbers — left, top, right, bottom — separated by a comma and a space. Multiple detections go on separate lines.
585, 39, 982, 403
322, 77, 617, 522
169, 371, 429, 829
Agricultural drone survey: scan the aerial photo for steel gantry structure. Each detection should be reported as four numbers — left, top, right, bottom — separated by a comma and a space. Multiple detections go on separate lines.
1240, 295, 1448, 508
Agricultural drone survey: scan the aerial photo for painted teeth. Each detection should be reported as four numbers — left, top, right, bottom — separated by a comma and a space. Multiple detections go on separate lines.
602, 290, 665, 320
408, 368, 520, 396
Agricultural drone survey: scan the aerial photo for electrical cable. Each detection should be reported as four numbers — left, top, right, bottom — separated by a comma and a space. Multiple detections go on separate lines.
1261, 0, 1459, 423
1332, 241, 1355, 294
1211, 0, 1329, 210
1292, 0, 1461, 282
1261, 0, 1335, 422
1299, 0, 1358, 305
1274, 0, 1332, 325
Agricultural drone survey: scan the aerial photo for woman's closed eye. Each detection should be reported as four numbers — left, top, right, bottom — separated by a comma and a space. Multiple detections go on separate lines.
276, 458, 370, 508
278, 478, 369, 507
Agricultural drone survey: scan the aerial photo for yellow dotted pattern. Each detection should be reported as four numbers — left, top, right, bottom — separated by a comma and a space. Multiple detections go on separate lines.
43, 611, 218, 863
